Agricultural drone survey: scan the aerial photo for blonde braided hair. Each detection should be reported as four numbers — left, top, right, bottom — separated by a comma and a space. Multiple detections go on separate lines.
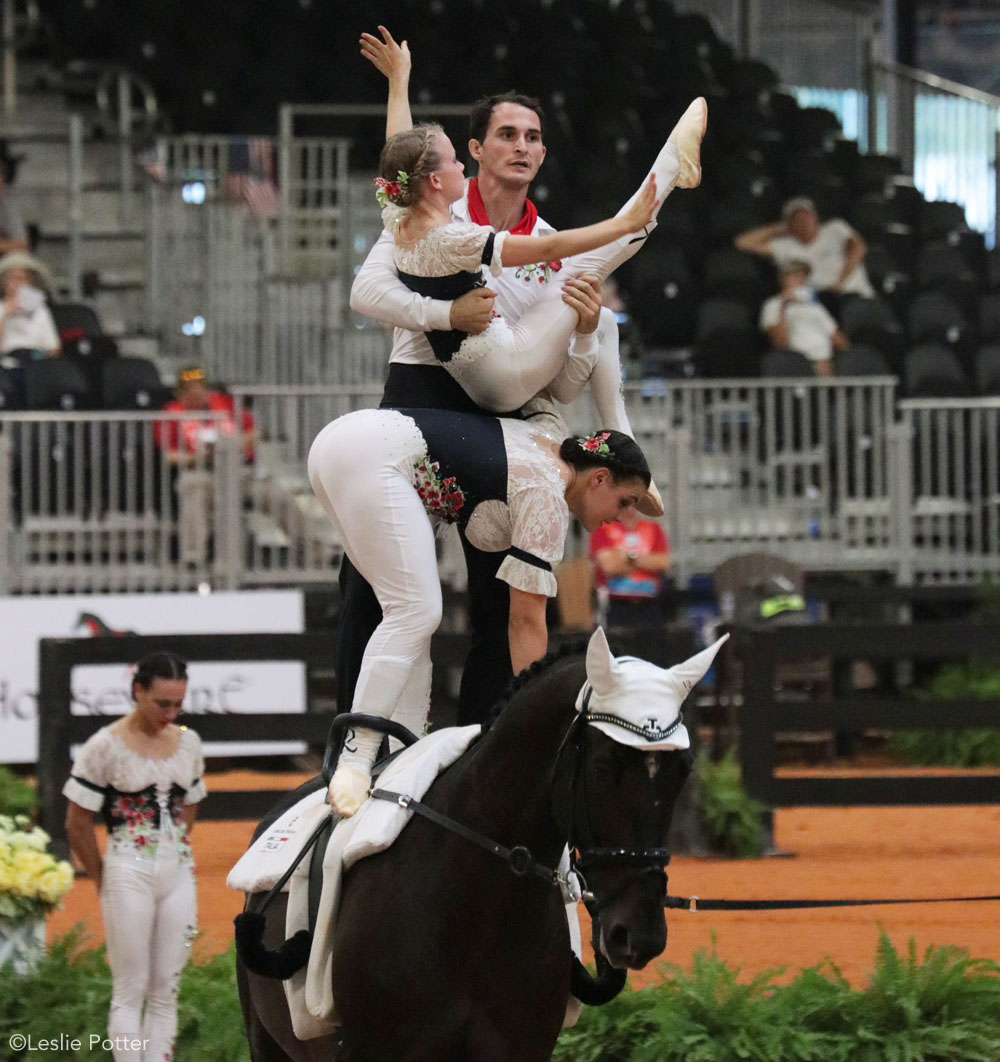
377, 123, 445, 208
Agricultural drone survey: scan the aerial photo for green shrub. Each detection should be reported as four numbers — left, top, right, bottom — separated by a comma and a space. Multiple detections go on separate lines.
695, 751, 767, 858
555, 932, 1000, 1061
10, 929, 1000, 1062
0, 928, 251, 1062
0, 767, 38, 819
892, 662, 1000, 766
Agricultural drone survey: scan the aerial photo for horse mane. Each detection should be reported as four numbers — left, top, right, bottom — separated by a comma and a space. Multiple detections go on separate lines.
482, 638, 589, 732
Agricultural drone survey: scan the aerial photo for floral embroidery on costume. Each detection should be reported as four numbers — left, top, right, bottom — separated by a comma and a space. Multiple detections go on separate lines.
413, 455, 466, 523
580, 431, 612, 456
105, 785, 194, 862
514, 259, 563, 285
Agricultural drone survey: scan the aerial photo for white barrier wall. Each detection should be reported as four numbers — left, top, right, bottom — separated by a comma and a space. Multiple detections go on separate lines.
1, 589, 306, 764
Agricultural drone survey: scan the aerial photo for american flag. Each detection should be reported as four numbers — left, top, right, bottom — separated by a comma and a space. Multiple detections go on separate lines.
225, 136, 280, 219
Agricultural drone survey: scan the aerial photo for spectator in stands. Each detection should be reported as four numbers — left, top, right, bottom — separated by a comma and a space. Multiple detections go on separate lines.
154, 366, 255, 566
64, 651, 205, 1062
154, 365, 255, 466
590, 507, 672, 630
0, 140, 30, 255
760, 260, 848, 377
0, 250, 60, 359
735, 196, 874, 312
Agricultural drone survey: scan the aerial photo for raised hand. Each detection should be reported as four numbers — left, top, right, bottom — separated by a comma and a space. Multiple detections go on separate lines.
359, 25, 411, 83
621, 175, 658, 233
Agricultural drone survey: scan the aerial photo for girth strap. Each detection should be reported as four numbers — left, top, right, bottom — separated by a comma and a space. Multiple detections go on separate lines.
369, 787, 563, 886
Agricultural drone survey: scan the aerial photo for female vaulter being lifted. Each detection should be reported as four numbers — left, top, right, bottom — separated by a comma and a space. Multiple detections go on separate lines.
361, 25, 707, 516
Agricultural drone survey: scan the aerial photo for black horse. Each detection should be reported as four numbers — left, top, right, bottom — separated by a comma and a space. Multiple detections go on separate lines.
237, 629, 722, 1061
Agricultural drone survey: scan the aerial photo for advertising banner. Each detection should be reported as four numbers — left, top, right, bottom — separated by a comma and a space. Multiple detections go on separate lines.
1, 590, 307, 763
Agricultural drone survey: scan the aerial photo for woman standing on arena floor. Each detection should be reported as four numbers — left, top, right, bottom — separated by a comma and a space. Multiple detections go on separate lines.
308, 411, 653, 816
64, 652, 205, 1062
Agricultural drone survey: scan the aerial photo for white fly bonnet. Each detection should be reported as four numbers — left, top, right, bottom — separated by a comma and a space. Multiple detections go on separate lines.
574, 627, 730, 750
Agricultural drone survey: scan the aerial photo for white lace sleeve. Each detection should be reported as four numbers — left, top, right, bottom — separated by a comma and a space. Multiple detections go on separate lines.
184, 730, 208, 805
62, 730, 109, 812
498, 484, 568, 597
428, 221, 496, 272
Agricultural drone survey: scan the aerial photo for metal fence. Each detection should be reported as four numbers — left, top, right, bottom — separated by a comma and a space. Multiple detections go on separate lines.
0, 410, 238, 594
144, 133, 393, 385
4, 383, 1000, 594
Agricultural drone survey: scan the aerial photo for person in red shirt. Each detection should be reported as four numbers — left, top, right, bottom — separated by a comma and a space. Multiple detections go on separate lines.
154, 366, 255, 566
155, 365, 255, 465
590, 509, 672, 629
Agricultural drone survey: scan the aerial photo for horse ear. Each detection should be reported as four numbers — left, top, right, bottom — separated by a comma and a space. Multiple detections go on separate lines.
666, 634, 729, 696
586, 626, 623, 696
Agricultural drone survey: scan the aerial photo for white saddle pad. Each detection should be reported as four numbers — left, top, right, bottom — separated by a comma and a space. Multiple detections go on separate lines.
226, 787, 330, 894
294, 725, 481, 1039
226, 723, 582, 1039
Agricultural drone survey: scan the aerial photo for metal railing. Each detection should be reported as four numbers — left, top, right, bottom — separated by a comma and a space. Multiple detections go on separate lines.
6, 383, 1000, 593
0, 410, 234, 594
144, 136, 395, 384
865, 47, 1000, 247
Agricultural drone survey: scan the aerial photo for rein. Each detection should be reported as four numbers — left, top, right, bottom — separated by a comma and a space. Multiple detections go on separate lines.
665, 892, 1000, 912
369, 787, 566, 887
372, 688, 677, 916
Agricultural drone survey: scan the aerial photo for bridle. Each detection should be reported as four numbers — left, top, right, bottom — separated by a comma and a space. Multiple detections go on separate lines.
555, 685, 673, 918
369, 688, 676, 918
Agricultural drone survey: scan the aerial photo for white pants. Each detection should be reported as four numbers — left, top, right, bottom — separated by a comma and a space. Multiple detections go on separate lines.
101, 853, 197, 1062
445, 139, 683, 433
308, 410, 440, 770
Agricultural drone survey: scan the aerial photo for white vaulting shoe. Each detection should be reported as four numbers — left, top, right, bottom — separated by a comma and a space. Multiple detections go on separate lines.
637, 478, 664, 519
667, 97, 708, 189
329, 764, 372, 817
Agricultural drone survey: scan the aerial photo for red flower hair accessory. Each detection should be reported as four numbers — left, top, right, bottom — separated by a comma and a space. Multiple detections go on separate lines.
579, 431, 612, 456
374, 170, 410, 208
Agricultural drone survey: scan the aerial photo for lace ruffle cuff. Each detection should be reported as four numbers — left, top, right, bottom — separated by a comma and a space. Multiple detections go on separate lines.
497, 554, 559, 597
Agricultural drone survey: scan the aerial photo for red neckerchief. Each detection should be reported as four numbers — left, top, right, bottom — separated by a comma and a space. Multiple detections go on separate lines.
465, 177, 538, 235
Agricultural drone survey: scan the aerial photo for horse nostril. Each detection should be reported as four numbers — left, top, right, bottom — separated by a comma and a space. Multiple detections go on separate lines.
607, 923, 631, 955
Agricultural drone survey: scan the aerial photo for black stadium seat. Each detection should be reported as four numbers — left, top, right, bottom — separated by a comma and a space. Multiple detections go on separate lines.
834, 344, 892, 377
101, 357, 167, 411
974, 343, 1000, 395
760, 349, 815, 377
23, 358, 93, 411
902, 342, 973, 397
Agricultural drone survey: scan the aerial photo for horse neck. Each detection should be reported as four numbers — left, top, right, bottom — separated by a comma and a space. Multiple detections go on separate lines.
446, 657, 585, 852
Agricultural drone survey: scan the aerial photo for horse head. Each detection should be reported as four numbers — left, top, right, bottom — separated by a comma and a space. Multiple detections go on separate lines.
557, 628, 728, 970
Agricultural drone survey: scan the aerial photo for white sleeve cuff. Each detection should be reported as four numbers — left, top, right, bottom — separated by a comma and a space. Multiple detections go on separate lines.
186, 778, 208, 805
425, 299, 455, 331
62, 776, 105, 813
497, 555, 559, 597
489, 231, 508, 277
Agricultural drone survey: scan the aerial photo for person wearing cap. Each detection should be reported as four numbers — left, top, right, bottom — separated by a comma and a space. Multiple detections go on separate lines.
759, 259, 849, 377
735, 196, 873, 307
155, 366, 255, 466
153, 367, 255, 566
0, 250, 60, 359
